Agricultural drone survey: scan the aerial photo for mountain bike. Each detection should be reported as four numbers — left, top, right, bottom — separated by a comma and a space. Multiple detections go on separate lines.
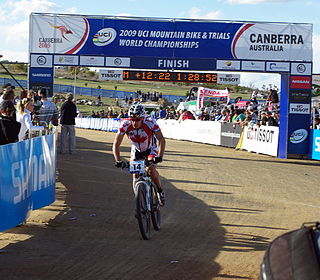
128, 159, 161, 240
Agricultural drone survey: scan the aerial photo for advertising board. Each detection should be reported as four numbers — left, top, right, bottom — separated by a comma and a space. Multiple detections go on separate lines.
30, 13, 313, 63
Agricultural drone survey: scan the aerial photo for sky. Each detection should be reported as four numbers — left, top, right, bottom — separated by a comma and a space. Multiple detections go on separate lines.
0, 0, 319, 89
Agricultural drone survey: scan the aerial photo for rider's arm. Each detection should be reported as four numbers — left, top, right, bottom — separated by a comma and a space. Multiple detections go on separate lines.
113, 132, 125, 161
154, 130, 166, 158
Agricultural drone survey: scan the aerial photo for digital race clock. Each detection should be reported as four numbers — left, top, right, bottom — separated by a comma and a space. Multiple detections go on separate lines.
123, 70, 217, 83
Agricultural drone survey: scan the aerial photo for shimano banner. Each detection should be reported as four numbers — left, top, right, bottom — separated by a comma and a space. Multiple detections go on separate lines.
0, 135, 56, 232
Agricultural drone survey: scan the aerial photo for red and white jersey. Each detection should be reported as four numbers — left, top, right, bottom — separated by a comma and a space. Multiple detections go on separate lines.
119, 117, 160, 152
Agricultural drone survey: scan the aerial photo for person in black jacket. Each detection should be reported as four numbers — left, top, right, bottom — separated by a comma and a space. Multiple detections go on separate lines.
0, 101, 21, 145
60, 93, 77, 154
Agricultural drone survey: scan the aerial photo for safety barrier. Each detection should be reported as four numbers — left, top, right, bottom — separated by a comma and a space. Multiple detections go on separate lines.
75, 117, 120, 132
310, 129, 320, 160
75, 117, 279, 157
0, 134, 56, 232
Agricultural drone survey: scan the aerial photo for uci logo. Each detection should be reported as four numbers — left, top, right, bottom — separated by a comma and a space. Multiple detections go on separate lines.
289, 129, 308, 144
93, 28, 117, 46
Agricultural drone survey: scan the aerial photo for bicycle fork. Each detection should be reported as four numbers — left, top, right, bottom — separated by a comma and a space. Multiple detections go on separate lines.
134, 181, 151, 212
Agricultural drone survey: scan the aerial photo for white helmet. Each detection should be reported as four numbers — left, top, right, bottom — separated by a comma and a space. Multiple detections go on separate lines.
128, 102, 145, 118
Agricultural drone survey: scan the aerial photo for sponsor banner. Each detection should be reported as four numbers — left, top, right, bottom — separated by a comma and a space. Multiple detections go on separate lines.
241, 60, 265, 71
29, 67, 53, 82
0, 134, 56, 232
105, 57, 131, 67
30, 14, 89, 54
197, 87, 230, 111
266, 61, 290, 72
216, 60, 241, 70
30, 54, 53, 67
30, 14, 312, 62
80, 56, 104, 66
29, 67, 54, 97
232, 23, 312, 61
241, 125, 279, 157
291, 62, 312, 75
289, 89, 311, 103
312, 74, 320, 86
217, 73, 240, 85
99, 69, 123, 80
220, 122, 242, 147
290, 76, 311, 89
289, 103, 310, 114
287, 114, 310, 155
310, 129, 320, 161
54, 55, 79, 65
157, 119, 221, 145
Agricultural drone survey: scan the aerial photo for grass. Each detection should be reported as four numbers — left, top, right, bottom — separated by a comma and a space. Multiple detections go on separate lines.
0, 72, 254, 99
0, 72, 190, 96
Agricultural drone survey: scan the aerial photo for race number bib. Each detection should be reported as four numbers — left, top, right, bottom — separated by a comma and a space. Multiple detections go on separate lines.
129, 160, 145, 174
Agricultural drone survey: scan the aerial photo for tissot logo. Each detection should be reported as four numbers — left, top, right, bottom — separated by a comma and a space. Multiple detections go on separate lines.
289, 103, 310, 114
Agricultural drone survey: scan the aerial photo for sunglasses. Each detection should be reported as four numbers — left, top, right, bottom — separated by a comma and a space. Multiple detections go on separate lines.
130, 118, 142, 122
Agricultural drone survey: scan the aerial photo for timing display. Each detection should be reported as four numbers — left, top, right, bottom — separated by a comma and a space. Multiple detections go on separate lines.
123, 70, 217, 83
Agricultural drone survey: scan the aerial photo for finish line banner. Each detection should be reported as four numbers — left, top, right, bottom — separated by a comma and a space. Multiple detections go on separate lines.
30, 13, 312, 63
0, 135, 56, 232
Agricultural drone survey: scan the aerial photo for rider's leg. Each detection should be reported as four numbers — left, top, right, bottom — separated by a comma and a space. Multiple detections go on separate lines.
132, 174, 139, 194
148, 165, 165, 206
148, 165, 162, 192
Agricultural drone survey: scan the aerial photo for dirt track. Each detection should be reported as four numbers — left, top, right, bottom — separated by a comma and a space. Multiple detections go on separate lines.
1, 128, 320, 280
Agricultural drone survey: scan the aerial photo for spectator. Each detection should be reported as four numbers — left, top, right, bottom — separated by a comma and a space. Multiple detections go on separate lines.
151, 108, 159, 120
311, 117, 320, 129
60, 93, 78, 155
159, 106, 167, 119
37, 88, 58, 126
266, 111, 278, 126
1, 87, 15, 103
219, 109, 228, 122
232, 109, 245, 125
259, 112, 268, 126
266, 89, 279, 111
178, 109, 195, 121
248, 107, 258, 124
0, 100, 21, 145
0, 83, 15, 103
16, 98, 44, 141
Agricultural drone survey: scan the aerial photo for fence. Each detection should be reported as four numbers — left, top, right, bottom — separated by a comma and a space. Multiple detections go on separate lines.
0, 77, 182, 102
0, 133, 56, 231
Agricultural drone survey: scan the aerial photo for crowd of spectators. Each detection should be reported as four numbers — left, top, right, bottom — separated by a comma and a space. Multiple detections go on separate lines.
124, 90, 163, 104
0, 83, 58, 145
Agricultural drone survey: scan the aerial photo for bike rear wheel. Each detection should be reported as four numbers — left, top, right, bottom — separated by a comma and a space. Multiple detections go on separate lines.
151, 184, 161, 231
135, 182, 151, 240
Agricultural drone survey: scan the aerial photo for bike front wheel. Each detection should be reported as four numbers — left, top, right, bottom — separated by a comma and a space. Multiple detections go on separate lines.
135, 182, 151, 240
151, 184, 161, 231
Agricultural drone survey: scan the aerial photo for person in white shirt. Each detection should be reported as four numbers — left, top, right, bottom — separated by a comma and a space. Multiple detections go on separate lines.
16, 98, 44, 141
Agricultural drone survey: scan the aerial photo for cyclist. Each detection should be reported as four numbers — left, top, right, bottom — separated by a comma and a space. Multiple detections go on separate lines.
113, 102, 166, 205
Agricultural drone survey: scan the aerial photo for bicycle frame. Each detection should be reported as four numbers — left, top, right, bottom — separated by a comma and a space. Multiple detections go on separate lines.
128, 159, 161, 240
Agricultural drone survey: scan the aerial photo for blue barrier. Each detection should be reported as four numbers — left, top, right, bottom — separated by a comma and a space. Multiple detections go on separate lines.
310, 129, 320, 160
0, 134, 56, 232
